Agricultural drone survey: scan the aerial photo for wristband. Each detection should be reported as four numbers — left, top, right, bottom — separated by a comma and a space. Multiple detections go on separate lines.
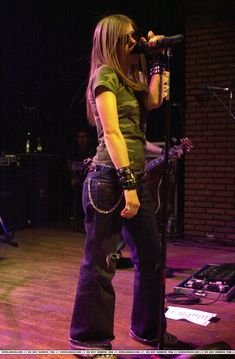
149, 56, 166, 75
116, 166, 137, 190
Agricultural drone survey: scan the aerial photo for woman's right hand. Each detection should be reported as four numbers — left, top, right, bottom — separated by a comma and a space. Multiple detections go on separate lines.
162, 70, 170, 98
121, 189, 140, 219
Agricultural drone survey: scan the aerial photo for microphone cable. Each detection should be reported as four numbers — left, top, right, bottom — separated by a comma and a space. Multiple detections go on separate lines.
165, 291, 222, 305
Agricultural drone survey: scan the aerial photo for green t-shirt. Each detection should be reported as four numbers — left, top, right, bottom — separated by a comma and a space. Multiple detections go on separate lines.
89, 65, 147, 175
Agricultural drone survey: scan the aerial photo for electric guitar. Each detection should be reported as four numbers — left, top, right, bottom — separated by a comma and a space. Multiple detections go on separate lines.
144, 137, 193, 174
144, 137, 193, 216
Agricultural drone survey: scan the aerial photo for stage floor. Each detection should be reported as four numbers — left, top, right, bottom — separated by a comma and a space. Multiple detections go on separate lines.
1, 226, 235, 358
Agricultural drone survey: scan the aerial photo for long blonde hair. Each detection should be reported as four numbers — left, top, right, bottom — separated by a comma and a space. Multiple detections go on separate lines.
86, 14, 149, 125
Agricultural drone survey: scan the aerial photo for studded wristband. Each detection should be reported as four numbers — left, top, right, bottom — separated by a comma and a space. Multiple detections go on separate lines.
149, 56, 166, 75
116, 166, 137, 190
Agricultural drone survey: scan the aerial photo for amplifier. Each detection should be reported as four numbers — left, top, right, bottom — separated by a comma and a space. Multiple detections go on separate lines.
0, 154, 49, 228
174, 263, 235, 301
0, 154, 17, 166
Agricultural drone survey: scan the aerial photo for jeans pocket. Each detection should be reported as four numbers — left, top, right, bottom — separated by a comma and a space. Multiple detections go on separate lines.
88, 175, 123, 214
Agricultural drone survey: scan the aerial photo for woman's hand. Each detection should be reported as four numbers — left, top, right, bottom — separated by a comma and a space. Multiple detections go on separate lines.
147, 30, 165, 47
162, 70, 170, 98
140, 30, 165, 50
121, 189, 140, 219
169, 146, 184, 159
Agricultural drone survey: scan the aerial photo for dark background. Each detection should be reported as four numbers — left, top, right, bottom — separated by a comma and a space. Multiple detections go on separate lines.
0, 0, 186, 223
0, 0, 186, 151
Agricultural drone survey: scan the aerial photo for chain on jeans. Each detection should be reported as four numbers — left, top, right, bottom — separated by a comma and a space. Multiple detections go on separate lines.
88, 177, 123, 214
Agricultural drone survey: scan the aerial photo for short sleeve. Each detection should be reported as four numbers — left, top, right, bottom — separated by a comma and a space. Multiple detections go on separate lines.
91, 65, 119, 96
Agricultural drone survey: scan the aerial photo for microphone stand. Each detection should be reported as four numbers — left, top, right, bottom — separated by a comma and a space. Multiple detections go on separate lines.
158, 47, 172, 350
208, 89, 235, 121
132, 36, 184, 348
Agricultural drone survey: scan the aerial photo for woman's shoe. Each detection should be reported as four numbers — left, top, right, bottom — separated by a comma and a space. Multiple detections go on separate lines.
129, 328, 182, 348
69, 339, 116, 358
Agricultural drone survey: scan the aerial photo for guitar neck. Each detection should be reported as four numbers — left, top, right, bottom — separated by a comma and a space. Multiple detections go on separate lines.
145, 155, 165, 172
144, 139, 192, 174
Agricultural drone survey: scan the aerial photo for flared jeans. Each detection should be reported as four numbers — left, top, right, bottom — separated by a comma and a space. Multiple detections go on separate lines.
70, 166, 164, 345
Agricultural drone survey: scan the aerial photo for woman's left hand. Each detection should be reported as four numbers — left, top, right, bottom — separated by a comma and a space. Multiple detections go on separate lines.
147, 30, 165, 47
140, 31, 165, 48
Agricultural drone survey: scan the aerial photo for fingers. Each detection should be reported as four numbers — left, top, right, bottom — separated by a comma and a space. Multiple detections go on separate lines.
163, 85, 169, 97
147, 30, 165, 44
122, 189, 140, 219
140, 36, 147, 43
162, 71, 170, 97
163, 71, 170, 81
163, 84, 169, 97
176, 149, 183, 158
172, 147, 183, 158
147, 30, 155, 39
121, 204, 139, 219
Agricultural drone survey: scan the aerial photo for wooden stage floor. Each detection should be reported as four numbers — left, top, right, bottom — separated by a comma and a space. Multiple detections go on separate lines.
1, 226, 235, 358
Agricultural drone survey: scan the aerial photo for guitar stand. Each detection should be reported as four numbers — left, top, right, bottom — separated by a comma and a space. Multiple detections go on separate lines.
0, 215, 18, 247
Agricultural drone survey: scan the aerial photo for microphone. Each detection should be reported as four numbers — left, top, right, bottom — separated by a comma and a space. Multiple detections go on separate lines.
131, 34, 184, 54
202, 85, 230, 92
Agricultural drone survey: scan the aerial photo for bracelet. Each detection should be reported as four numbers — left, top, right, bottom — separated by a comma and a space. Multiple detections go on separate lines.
149, 56, 166, 75
116, 166, 137, 191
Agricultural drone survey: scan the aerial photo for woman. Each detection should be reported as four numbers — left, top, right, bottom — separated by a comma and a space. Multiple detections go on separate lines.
69, 13, 179, 353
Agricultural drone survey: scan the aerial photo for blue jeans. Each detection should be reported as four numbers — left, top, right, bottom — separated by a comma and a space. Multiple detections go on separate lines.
70, 166, 164, 345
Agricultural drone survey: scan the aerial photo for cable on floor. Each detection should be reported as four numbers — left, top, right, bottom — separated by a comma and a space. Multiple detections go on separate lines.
165, 292, 200, 305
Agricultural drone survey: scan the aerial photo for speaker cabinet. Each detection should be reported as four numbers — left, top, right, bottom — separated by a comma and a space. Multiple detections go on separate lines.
0, 154, 49, 229
0, 166, 29, 228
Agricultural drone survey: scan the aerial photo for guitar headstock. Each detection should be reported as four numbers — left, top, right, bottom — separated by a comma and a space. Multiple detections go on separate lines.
180, 137, 193, 152
169, 137, 193, 159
